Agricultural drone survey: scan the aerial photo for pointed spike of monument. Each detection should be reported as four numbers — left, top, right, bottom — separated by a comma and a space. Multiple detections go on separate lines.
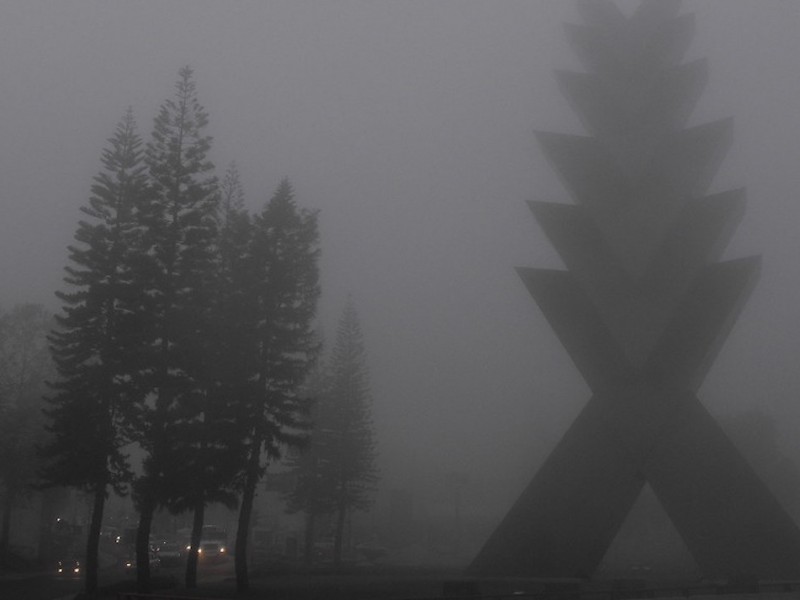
645, 255, 761, 391
687, 188, 747, 263
555, 59, 708, 138
644, 189, 747, 293
565, 12, 695, 77
653, 58, 709, 129
563, 22, 625, 76
650, 117, 735, 200
642, 12, 697, 72
534, 132, 629, 210
554, 70, 640, 136
526, 201, 630, 295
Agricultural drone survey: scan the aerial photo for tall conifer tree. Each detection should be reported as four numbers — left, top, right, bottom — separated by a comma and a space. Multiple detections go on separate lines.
322, 299, 378, 566
41, 108, 148, 596
133, 66, 219, 590
234, 179, 321, 592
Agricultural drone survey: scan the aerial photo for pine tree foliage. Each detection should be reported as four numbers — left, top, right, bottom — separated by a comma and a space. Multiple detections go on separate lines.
282, 358, 336, 565
140, 64, 218, 399
42, 108, 147, 495
220, 161, 246, 217
284, 361, 337, 518
325, 299, 378, 514
285, 299, 378, 566
248, 178, 321, 456
134, 64, 219, 497
213, 162, 257, 436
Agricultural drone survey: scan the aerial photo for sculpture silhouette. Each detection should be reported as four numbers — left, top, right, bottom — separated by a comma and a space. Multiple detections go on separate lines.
469, 0, 800, 580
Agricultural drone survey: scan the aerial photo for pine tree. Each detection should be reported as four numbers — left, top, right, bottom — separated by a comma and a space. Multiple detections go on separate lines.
283, 359, 337, 565
40, 108, 148, 596
321, 299, 378, 567
132, 66, 219, 591
0, 304, 53, 560
234, 178, 320, 592
174, 162, 251, 589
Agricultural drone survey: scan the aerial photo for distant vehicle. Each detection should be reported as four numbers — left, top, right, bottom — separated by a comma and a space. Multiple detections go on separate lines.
197, 541, 227, 562
56, 558, 81, 577
180, 524, 229, 562
156, 541, 183, 566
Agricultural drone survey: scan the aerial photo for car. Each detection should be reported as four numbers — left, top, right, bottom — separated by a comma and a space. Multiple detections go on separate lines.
198, 541, 227, 562
56, 558, 81, 578
155, 541, 183, 567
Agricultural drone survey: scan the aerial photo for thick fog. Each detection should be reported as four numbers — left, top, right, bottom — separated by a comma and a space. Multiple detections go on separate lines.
1, 0, 799, 518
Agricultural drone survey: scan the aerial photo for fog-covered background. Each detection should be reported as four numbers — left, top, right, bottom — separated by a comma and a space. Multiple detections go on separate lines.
1, 0, 799, 518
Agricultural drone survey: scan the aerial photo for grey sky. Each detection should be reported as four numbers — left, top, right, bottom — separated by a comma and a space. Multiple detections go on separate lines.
1, 1, 799, 514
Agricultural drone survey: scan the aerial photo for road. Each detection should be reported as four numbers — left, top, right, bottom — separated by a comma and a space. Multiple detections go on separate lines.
0, 556, 234, 600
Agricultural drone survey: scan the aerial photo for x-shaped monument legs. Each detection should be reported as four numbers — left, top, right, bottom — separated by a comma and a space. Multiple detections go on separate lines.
470, 258, 800, 579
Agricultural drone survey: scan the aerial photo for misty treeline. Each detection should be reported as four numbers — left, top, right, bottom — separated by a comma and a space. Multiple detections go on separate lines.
0, 66, 377, 595
0, 305, 53, 560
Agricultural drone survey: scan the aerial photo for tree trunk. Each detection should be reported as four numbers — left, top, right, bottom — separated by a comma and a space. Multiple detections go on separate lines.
84, 483, 106, 597
235, 440, 261, 593
135, 496, 156, 593
185, 500, 205, 588
333, 502, 347, 569
0, 485, 13, 558
304, 511, 316, 567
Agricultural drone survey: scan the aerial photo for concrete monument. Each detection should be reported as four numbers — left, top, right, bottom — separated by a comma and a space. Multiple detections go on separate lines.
470, 0, 800, 580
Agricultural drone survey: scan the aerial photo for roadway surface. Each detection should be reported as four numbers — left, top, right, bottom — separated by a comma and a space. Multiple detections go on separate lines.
0, 556, 234, 600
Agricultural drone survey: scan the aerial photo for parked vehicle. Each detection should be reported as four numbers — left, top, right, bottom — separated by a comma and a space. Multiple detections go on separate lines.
180, 524, 229, 563
198, 541, 227, 562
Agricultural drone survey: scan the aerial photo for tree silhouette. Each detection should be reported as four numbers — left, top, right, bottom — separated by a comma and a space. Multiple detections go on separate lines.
312, 299, 378, 567
133, 65, 219, 591
41, 107, 148, 596
234, 178, 320, 592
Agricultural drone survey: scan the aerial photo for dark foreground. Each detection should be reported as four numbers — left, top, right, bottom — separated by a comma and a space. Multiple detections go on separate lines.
6, 561, 800, 600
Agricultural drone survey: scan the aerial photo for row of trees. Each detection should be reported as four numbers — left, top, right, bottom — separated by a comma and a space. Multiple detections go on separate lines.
0, 304, 52, 559
33, 66, 377, 597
